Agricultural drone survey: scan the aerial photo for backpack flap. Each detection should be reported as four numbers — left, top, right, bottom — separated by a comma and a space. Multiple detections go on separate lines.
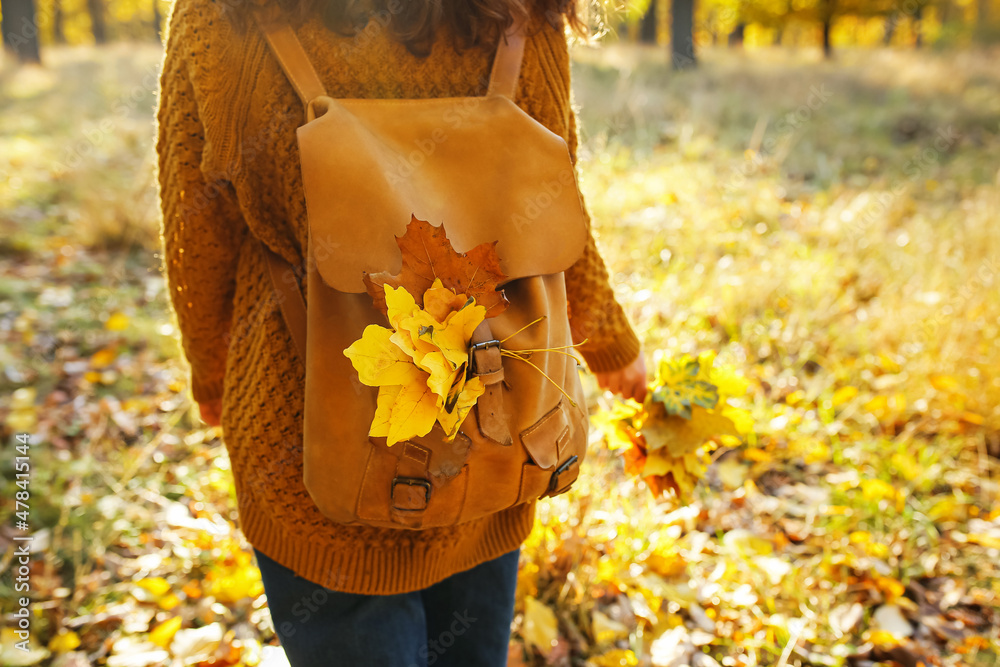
297, 93, 590, 293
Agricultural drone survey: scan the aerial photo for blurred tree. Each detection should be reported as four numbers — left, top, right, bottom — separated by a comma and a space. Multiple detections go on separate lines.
87, 0, 106, 42
153, 0, 161, 41
640, 0, 658, 42
53, 0, 66, 43
1, 0, 42, 63
671, 0, 697, 67
728, 21, 745, 45
820, 0, 834, 56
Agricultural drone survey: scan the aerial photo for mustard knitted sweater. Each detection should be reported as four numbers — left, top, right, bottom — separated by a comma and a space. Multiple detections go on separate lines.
155, 0, 641, 595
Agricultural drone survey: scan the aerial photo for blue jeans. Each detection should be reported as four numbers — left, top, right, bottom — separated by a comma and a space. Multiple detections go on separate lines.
254, 546, 520, 666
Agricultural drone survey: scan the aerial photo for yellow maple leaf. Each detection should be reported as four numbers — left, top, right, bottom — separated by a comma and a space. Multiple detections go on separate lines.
437, 376, 485, 439
708, 364, 750, 400
521, 596, 559, 656
104, 311, 130, 331
344, 324, 424, 387
385, 377, 440, 446
403, 302, 485, 370
419, 350, 466, 400
369, 385, 402, 439
389, 327, 438, 369
137, 576, 171, 596
385, 283, 420, 330
639, 404, 738, 457
48, 630, 81, 653
149, 617, 182, 648
349, 282, 490, 445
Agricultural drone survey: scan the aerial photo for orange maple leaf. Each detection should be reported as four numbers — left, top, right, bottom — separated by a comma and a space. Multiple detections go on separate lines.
363, 215, 509, 319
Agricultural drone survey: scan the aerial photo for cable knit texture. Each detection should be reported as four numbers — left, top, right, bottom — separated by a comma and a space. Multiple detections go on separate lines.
155, 0, 641, 595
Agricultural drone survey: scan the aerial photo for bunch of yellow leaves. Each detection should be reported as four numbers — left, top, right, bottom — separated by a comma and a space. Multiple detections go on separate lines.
344, 279, 487, 446
592, 350, 753, 501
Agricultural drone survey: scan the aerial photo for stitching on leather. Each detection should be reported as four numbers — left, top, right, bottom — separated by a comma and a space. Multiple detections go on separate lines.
354, 445, 380, 521
519, 398, 565, 440
336, 96, 509, 106
474, 396, 511, 446
402, 443, 429, 465
473, 368, 504, 385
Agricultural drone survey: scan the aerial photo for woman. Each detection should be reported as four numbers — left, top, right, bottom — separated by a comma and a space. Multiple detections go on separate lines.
155, 0, 647, 663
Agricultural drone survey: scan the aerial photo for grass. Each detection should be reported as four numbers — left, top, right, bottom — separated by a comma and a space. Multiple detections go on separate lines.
1, 41, 999, 666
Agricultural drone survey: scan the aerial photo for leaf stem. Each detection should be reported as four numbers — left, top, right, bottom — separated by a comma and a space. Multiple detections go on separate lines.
499, 316, 547, 344
500, 350, 577, 408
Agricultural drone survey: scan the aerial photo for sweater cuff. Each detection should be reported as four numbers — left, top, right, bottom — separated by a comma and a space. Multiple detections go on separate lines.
578, 326, 642, 374
191, 373, 225, 404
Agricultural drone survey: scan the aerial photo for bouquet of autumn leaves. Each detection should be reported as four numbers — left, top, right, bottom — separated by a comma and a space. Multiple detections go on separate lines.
342, 215, 553, 447
593, 351, 754, 501
344, 279, 488, 446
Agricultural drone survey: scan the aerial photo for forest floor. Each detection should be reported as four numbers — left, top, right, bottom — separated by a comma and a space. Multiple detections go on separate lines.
1, 41, 999, 667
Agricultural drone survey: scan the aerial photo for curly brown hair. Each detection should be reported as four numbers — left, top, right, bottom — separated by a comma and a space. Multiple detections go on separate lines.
222, 0, 591, 56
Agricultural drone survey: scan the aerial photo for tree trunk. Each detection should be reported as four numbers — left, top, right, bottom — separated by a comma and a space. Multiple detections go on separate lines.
53, 0, 66, 44
670, 0, 697, 70
821, 17, 832, 58
937, 0, 952, 24
639, 0, 657, 44
87, 0, 107, 44
883, 12, 896, 45
913, 3, 923, 47
1, 0, 42, 64
728, 22, 745, 48
818, 0, 835, 58
153, 0, 163, 42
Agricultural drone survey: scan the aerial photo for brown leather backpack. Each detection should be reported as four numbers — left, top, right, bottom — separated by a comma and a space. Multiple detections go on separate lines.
253, 8, 591, 530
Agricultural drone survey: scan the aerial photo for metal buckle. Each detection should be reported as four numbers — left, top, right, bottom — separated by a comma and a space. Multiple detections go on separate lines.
467, 338, 501, 378
391, 476, 431, 510
547, 455, 579, 494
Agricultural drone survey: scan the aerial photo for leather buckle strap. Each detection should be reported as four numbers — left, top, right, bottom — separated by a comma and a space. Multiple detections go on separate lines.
468, 338, 504, 384
547, 455, 579, 495
469, 321, 512, 446
470, 339, 501, 354
391, 476, 431, 512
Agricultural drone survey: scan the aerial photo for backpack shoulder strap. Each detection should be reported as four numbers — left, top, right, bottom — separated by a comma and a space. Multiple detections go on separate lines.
252, 9, 328, 108
251, 9, 528, 361
253, 8, 528, 107
487, 15, 528, 99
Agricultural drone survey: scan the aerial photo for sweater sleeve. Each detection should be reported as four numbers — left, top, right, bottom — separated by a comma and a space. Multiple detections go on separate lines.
563, 107, 643, 373
155, 2, 247, 403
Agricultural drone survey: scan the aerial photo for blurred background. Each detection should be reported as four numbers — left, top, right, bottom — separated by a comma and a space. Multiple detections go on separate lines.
1, 0, 999, 665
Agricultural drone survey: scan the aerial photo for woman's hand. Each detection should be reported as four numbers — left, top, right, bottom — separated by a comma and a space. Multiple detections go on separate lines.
594, 353, 649, 403
198, 398, 223, 427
